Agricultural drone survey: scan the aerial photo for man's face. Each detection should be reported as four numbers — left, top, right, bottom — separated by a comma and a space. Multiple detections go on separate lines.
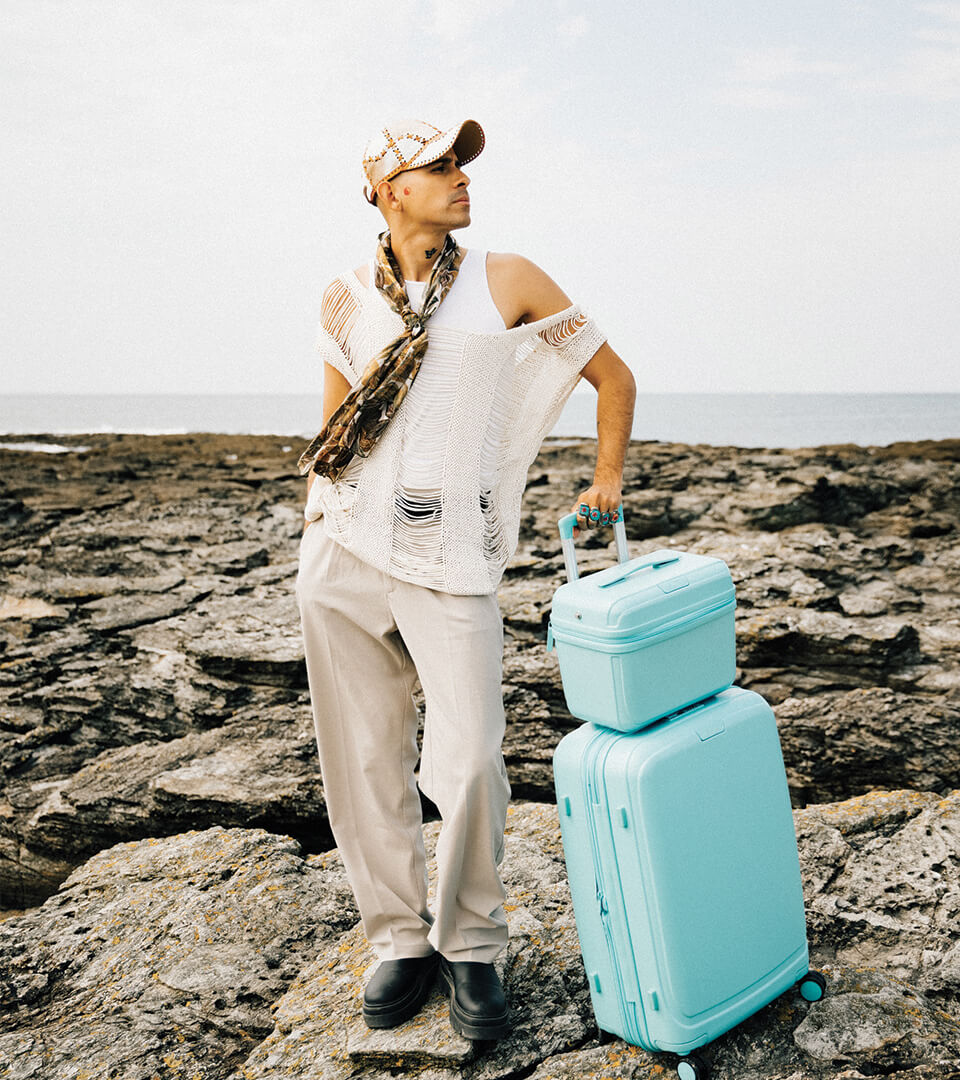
386, 154, 471, 228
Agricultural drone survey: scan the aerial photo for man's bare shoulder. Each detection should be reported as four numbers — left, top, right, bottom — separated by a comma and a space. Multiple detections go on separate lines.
485, 252, 539, 285
486, 252, 573, 326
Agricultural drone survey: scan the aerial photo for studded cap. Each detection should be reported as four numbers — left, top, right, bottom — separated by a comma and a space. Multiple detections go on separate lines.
362, 118, 484, 205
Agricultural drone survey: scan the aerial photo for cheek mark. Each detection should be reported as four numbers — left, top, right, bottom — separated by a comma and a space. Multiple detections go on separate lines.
403, 187, 410, 195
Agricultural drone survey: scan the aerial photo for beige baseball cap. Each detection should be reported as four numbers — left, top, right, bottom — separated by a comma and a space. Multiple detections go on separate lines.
362, 118, 485, 205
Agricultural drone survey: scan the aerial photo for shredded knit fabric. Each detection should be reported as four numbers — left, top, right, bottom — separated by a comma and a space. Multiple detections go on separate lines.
303, 268, 607, 595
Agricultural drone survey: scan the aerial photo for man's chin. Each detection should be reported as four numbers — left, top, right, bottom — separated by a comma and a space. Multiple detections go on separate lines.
422, 210, 471, 231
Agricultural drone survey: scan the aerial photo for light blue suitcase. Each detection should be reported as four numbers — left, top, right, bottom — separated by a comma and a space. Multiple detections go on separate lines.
553, 686, 826, 1079
546, 508, 736, 732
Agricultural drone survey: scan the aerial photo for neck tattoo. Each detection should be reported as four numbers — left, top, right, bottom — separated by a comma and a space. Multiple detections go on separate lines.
425, 248, 437, 258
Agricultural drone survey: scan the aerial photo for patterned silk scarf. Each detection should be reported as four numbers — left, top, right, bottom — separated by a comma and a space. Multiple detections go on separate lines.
297, 229, 464, 480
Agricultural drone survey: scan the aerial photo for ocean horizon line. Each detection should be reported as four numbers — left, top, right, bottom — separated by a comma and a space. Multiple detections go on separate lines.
2, 391, 958, 449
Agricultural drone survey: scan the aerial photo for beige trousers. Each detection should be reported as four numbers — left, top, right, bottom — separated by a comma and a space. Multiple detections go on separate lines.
295, 520, 511, 963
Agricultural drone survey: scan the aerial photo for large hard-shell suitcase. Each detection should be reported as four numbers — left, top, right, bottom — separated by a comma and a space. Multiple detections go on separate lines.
546, 508, 736, 732
553, 686, 823, 1076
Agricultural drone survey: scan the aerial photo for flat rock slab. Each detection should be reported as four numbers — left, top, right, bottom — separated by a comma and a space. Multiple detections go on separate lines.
776, 688, 960, 805
797, 790, 960, 991
0, 596, 65, 621
3, 702, 327, 905
243, 804, 595, 1080
129, 587, 307, 688
0, 825, 358, 1078
80, 587, 205, 631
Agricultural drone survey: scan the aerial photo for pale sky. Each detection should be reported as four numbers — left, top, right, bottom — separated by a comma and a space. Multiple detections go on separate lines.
3, 0, 959, 395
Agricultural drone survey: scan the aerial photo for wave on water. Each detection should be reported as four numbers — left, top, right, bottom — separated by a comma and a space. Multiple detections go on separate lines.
0, 441, 91, 454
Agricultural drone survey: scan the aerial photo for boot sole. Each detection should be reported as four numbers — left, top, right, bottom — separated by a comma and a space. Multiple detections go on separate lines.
362, 954, 440, 1029
440, 961, 510, 1041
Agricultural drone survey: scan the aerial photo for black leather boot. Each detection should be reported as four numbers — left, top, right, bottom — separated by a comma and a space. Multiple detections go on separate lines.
362, 952, 440, 1028
439, 957, 510, 1040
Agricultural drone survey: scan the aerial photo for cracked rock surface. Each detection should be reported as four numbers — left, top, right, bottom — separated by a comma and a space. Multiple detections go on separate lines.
3, 434, 958, 906
1, 797, 959, 1079
1, 433, 959, 1077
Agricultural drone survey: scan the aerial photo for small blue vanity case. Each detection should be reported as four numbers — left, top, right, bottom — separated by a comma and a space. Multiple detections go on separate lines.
553, 687, 824, 1079
546, 508, 736, 732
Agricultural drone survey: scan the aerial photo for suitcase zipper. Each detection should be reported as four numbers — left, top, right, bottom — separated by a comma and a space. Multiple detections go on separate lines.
584, 731, 646, 1047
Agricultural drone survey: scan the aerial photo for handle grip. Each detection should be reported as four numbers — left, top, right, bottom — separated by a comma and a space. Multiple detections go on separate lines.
557, 504, 628, 583
598, 552, 680, 588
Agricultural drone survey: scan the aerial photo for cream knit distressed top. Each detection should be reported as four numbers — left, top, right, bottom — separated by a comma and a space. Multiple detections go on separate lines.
303, 248, 606, 595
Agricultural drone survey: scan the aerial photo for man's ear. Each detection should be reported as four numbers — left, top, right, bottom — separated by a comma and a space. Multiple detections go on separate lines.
377, 178, 401, 211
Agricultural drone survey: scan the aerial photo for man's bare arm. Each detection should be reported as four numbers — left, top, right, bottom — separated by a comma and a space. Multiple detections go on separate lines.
303, 363, 352, 532
570, 342, 636, 536
487, 253, 636, 536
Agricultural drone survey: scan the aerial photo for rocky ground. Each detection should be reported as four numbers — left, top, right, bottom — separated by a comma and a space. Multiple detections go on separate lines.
0, 431, 958, 1079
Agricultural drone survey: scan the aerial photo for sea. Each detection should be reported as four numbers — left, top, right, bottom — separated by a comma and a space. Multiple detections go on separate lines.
1, 393, 958, 450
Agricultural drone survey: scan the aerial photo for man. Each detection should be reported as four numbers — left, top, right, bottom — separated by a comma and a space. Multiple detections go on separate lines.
296, 118, 635, 1042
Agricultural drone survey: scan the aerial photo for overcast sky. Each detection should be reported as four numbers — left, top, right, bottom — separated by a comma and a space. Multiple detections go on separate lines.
3, 0, 959, 395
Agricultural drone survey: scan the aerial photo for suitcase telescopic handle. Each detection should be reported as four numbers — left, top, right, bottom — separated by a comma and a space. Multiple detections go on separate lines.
557, 504, 629, 583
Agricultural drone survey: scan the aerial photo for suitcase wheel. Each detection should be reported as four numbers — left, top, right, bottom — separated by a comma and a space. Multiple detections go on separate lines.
676, 1051, 709, 1080
797, 970, 827, 1002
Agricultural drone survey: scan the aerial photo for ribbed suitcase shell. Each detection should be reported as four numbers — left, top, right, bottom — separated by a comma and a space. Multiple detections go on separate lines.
553, 687, 809, 1054
547, 549, 736, 732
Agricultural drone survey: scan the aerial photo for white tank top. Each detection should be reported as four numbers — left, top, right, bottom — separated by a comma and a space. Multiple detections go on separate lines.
370, 248, 506, 492
369, 247, 505, 331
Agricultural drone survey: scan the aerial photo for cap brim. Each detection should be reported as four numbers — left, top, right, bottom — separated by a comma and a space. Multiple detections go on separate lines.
449, 119, 485, 167
414, 119, 485, 171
